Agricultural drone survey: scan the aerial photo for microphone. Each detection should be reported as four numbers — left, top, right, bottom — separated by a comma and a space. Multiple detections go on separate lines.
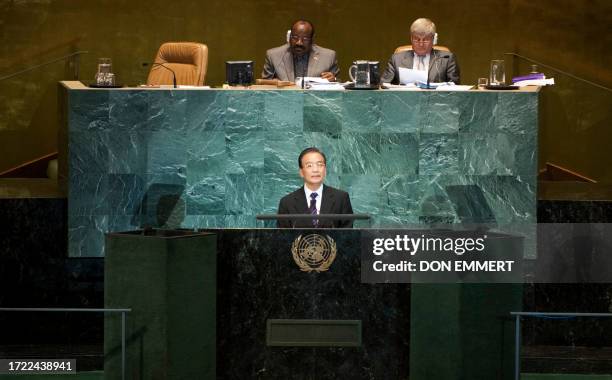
142, 62, 177, 88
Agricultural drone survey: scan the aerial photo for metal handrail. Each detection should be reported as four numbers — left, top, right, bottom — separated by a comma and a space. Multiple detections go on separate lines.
0, 50, 88, 82
0, 307, 130, 380
504, 52, 612, 93
510, 311, 612, 380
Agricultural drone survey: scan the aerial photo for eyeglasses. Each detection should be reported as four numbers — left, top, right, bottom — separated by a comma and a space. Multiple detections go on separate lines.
290, 34, 312, 43
411, 36, 433, 44
303, 162, 325, 169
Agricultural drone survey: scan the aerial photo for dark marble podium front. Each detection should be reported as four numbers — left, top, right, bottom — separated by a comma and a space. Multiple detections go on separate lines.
213, 228, 410, 380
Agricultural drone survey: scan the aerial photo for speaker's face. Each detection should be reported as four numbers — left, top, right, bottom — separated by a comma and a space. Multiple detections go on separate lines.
289, 22, 314, 57
411, 33, 434, 56
299, 152, 327, 190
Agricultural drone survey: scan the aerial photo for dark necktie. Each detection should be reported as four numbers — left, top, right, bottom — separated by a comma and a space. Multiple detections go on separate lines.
294, 53, 310, 81
309, 192, 318, 227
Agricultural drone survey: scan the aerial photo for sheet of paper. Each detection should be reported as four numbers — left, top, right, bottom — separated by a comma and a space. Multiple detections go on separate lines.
381, 83, 420, 91
295, 77, 330, 85
435, 85, 473, 91
398, 67, 427, 85
177, 85, 211, 89
307, 83, 345, 91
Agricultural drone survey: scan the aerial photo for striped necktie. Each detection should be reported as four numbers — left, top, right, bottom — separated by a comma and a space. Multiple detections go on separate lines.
309, 192, 318, 227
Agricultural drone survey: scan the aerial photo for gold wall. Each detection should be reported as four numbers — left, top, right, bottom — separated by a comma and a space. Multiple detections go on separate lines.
1, 0, 610, 180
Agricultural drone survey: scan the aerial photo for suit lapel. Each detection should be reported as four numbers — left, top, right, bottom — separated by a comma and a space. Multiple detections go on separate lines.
292, 188, 309, 213
281, 47, 295, 81
320, 185, 335, 214
401, 51, 414, 73
307, 45, 320, 77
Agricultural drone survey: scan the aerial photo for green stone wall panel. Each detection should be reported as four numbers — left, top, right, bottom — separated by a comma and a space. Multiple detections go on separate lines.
66, 88, 538, 256
104, 230, 217, 379
340, 173, 383, 218
379, 92, 426, 133
458, 93, 498, 133
263, 91, 304, 133
380, 133, 419, 176
303, 92, 343, 136
422, 92, 461, 133
341, 91, 383, 133
338, 132, 382, 175
419, 133, 460, 176
185, 91, 227, 132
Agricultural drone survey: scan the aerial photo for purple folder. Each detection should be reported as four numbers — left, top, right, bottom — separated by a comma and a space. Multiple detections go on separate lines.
512, 73, 545, 83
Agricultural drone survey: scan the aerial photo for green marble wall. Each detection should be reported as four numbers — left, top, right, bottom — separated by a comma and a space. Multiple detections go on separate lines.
65, 87, 537, 257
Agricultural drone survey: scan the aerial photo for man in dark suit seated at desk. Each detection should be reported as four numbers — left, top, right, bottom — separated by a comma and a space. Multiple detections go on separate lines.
262, 20, 339, 82
277, 147, 353, 228
381, 17, 460, 84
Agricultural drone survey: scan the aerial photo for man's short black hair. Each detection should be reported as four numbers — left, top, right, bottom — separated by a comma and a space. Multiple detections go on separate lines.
292, 19, 315, 37
298, 147, 326, 168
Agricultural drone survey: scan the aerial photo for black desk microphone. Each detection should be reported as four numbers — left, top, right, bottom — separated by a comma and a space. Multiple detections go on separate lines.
142, 62, 177, 88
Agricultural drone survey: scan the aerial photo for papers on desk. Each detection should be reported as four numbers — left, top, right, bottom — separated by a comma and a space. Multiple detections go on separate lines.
297, 77, 330, 84
307, 83, 345, 90
382, 82, 471, 91
177, 85, 211, 89
141, 85, 212, 89
513, 78, 555, 87
435, 84, 473, 91
382, 83, 420, 91
295, 77, 345, 90
398, 67, 427, 85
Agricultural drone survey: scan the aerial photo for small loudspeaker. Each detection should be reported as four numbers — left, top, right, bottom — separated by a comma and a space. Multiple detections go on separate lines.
226, 61, 254, 86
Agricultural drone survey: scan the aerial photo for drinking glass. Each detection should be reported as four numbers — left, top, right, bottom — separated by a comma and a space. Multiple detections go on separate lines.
95, 58, 113, 86
489, 60, 505, 86
477, 77, 488, 89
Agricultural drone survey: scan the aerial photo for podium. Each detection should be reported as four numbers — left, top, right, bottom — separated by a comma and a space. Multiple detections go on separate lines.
104, 228, 521, 379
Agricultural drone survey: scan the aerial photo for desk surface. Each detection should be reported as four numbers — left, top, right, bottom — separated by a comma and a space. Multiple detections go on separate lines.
61, 80, 541, 92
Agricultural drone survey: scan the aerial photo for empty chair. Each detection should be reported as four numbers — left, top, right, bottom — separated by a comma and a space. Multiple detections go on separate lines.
147, 42, 208, 86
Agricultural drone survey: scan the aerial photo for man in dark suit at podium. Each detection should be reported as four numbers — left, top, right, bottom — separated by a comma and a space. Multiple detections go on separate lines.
277, 147, 353, 228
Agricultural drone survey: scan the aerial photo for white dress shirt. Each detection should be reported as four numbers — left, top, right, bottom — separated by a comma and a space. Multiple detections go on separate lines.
304, 184, 323, 214
413, 53, 431, 73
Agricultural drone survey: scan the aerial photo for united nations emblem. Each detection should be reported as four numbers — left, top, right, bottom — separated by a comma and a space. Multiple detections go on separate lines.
291, 234, 337, 272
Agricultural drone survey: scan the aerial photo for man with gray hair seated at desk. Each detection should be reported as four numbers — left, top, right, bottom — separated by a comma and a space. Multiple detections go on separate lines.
381, 17, 461, 85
